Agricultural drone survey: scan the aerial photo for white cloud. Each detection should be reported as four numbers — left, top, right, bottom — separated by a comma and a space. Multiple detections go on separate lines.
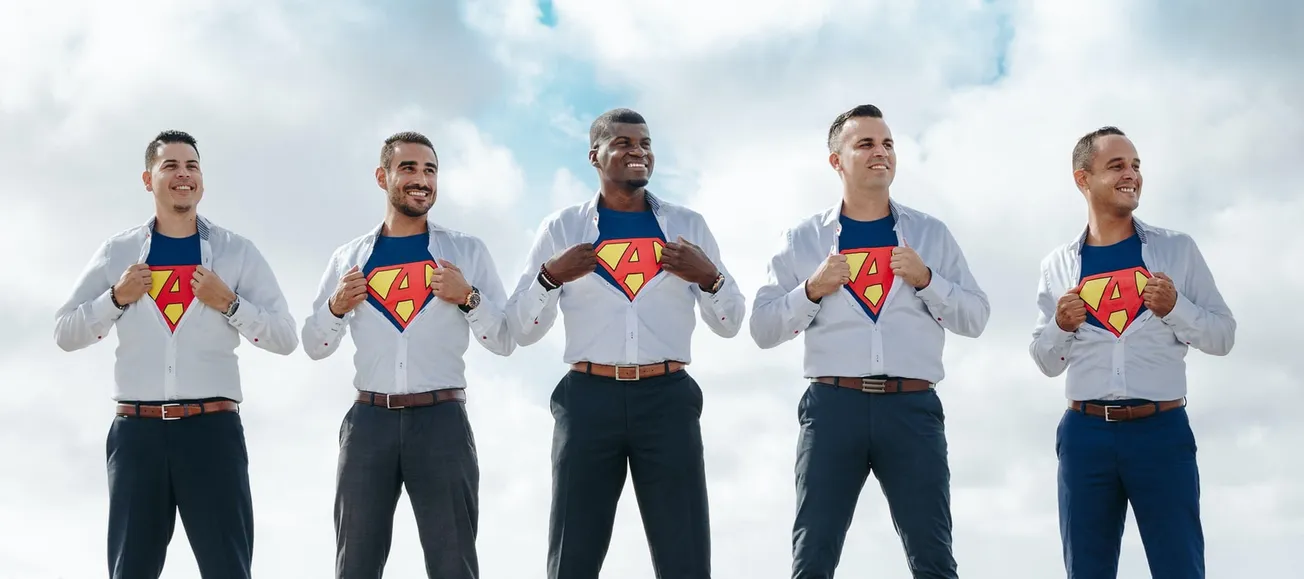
2, 1, 1301, 578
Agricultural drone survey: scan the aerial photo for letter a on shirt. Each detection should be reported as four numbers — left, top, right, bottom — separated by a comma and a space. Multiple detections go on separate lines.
146, 232, 201, 332
364, 233, 437, 331
592, 205, 667, 301
1077, 234, 1150, 337
837, 214, 898, 322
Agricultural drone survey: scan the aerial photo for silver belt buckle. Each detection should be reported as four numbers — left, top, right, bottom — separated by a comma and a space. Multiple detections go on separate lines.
1103, 405, 1124, 422
160, 403, 183, 420
860, 378, 887, 393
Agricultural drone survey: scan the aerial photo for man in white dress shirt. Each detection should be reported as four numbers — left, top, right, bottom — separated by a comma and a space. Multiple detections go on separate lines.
54, 130, 299, 579
506, 108, 745, 579
301, 131, 515, 579
750, 105, 990, 579
1029, 126, 1235, 579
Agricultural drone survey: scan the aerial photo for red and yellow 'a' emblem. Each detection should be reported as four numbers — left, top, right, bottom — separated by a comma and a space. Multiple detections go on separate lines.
1077, 266, 1151, 337
367, 260, 437, 330
595, 237, 664, 300
841, 247, 895, 320
148, 265, 197, 332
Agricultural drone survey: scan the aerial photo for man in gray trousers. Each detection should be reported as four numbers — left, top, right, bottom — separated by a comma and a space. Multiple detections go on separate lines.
301, 131, 516, 578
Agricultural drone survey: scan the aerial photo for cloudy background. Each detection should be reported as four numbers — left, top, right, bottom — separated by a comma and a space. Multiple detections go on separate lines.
2, 0, 1300, 577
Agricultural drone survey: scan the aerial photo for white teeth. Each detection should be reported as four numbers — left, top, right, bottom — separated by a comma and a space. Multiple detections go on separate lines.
1119, 187, 1136, 193
627, 163, 646, 168
870, 164, 887, 169
175, 186, 192, 190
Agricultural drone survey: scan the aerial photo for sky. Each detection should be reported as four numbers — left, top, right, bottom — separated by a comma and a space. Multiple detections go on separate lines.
2, 0, 1301, 577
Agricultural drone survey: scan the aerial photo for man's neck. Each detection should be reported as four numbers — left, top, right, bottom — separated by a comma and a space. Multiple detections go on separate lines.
598, 183, 647, 212
153, 209, 198, 238
841, 186, 891, 221
1085, 210, 1135, 246
381, 210, 427, 237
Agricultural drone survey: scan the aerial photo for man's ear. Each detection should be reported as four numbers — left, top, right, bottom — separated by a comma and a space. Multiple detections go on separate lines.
142, 170, 153, 191
375, 166, 387, 190
589, 147, 599, 167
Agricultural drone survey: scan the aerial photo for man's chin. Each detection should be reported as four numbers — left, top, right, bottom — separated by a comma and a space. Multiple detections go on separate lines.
623, 179, 649, 189
395, 203, 430, 218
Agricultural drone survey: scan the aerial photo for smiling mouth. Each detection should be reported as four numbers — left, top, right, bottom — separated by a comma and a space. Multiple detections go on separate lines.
172, 185, 194, 192
626, 162, 648, 170
868, 163, 890, 171
1117, 186, 1137, 194
405, 188, 431, 200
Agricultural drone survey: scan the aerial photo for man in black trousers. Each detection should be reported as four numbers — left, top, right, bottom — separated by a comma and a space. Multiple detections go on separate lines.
301, 131, 515, 578
506, 108, 746, 579
54, 130, 299, 579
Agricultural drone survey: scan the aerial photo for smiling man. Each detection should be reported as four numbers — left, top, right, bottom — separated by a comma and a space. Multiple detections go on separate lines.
750, 104, 989, 579
53, 130, 298, 579
1029, 127, 1236, 579
506, 108, 745, 579
301, 131, 514, 579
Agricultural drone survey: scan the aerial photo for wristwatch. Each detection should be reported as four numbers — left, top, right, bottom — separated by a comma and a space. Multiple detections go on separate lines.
705, 272, 726, 294
222, 295, 241, 318
458, 287, 481, 313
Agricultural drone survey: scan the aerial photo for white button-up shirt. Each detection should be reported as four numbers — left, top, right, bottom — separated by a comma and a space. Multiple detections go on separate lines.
1029, 217, 1236, 401
506, 191, 745, 364
301, 220, 514, 393
54, 216, 299, 402
749, 200, 990, 383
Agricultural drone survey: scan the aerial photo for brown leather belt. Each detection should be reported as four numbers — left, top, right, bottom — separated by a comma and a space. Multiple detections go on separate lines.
116, 400, 239, 420
815, 376, 935, 394
356, 388, 466, 409
570, 361, 685, 381
1070, 399, 1185, 422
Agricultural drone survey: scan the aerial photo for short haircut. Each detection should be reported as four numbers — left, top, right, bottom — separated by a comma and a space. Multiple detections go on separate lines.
827, 104, 884, 152
145, 130, 199, 169
589, 108, 647, 149
380, 131, 437, 172
1072, 126, 1127, 172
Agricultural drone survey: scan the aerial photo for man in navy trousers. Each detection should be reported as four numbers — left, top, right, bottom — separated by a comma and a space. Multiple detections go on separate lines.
1030, 126, 1236, 578
54, 130, 299, 579
506, 108, 745, 579
751, 104, 990, 579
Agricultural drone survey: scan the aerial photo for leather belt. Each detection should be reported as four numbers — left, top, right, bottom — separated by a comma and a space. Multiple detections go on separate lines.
570, 361, 685, 381
116, 400, 239, 420
357, 388, 466, 409
1070, 399, 1185, 422
815, 376, 935, 394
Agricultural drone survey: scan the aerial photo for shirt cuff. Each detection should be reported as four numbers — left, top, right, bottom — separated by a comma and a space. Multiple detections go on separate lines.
312, 300, 348, 336
914, 269, 952, 304
1159, 292, 1195, 328
786, 282, 822, 324
92, 288, 125, 322
225, 295, 253, 329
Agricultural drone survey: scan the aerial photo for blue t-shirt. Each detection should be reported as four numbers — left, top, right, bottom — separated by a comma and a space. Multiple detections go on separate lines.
592, 205, 667, 300
146, 232, 201, 332
1078, 233, 1150, 337
837, 213, 898, 322
363, 233, 437, 331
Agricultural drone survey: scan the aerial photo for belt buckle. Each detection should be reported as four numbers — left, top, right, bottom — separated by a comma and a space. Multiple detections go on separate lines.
160, 403, 182, 421
615, 365, 640, 381
860, 378, 887, 393
1103, 405, 1124, 422
385, 395, 405, 410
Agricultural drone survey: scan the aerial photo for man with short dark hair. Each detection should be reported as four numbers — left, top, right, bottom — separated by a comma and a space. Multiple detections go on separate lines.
751, 104, 989, 579
302, 131, 514, 579
54, 130, 299, 579
506, 108, 745, 579
1030, 127, 1235, 579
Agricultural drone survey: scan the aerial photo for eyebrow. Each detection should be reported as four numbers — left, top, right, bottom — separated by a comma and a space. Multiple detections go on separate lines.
398, 160, 438, 169
856, 137, 893, 145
